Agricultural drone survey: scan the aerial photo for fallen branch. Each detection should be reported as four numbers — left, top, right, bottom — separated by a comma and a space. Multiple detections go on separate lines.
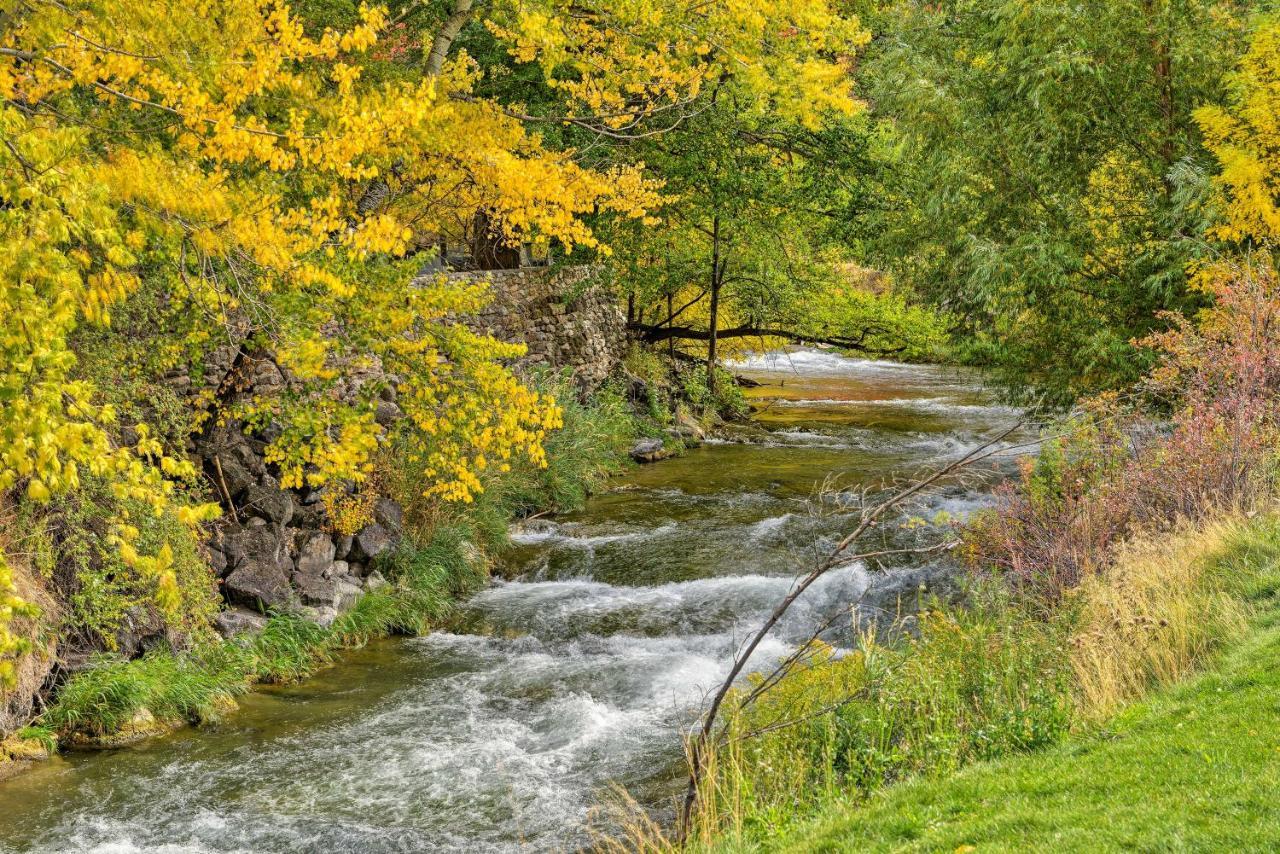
628, 320, 906, 356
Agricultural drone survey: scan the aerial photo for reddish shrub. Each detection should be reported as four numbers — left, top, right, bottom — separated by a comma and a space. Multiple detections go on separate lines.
967, 258, 1280, 600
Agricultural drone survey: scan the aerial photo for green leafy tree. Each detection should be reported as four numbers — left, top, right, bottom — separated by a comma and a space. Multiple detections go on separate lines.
862, 0, 1251, 406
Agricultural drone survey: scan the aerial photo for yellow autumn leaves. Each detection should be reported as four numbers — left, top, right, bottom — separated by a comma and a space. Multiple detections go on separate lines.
0, 0, 867, 681
1197, 17, 1280, 245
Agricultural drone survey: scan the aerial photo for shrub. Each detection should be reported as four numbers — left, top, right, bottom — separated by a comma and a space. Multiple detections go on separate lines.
496, 372, 639, 515
24, 478, 220, 654
967, 259, 1280, 599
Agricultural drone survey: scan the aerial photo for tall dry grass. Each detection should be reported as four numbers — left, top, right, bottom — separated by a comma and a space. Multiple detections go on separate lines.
1069, 514, 1270, 721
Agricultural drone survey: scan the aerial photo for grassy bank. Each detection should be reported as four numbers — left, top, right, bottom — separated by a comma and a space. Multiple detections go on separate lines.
648, 514, 1280, 851
784, 517, 1280, 851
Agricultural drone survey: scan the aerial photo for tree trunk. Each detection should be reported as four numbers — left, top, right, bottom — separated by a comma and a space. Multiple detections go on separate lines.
707, 216, 722, 394
426, 0, 475, 76
667, 291, 676, 366
1148, 0, 1176, 175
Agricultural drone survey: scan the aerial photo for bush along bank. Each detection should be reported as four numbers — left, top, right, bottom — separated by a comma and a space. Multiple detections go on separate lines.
610, 260, 1280, 851
0, 369, 645, 766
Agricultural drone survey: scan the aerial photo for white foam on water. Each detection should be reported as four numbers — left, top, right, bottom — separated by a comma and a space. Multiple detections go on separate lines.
747, 513, 795, 541
769, 396, 1017, 417
509, 521, 679, 548
727, 349, 929, 377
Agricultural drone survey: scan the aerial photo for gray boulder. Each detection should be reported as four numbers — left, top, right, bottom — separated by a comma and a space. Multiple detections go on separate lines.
335, 577, 364, 611
351, 523, 392, 562
214, 607, 269, 638
630, 438, 673, 464
244, 477, 294, 525
294, 532, 336, 577
224, 557, 294, 612
295, 574, 339, 608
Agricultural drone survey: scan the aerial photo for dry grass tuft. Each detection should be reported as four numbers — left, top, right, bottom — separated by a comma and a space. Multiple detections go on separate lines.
1069, 515, 1256, 721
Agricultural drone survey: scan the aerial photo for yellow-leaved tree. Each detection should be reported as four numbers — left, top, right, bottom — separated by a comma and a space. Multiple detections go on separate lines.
0, 0, 863, 681
1197, 15, 1280, 244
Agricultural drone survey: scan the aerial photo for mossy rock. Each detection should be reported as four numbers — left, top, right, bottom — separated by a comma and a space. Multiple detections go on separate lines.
66, 708, 182, 750
0, 735, 53, 781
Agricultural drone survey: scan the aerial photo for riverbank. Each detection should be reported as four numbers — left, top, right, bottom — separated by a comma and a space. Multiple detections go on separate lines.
604, 513, 1279, 852
0, 350, 1013, 851
780, 513, 1280, 851
0, 373, 650, 764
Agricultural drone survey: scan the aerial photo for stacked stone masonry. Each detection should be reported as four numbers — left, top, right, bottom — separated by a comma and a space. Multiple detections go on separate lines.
200, 266, 625, 631
440, 265, 628, 392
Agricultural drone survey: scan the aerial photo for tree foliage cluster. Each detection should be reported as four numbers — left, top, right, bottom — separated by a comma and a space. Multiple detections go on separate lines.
857, 0, 1259, 405
0, 0, 865, 684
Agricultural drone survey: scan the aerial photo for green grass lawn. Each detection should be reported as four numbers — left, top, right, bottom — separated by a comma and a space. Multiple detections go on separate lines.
784, 585, 1280, 852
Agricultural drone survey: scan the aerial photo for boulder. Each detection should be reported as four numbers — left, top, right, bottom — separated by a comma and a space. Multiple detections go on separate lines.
214, 607, 268, 638
351, 523, 392, 562
374, 498, 403, 532
374, 399, 404, 427
219, 521, 287, 572
224, 557, 294, 612
244, 477, 294, 525
294, 532, 336, 577
295, 574, 339, 608
301, 606, 338, 629
365, 570, 389, 592
335, 577, 364, 611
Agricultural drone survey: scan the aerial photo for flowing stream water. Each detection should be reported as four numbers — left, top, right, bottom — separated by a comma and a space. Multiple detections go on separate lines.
0, 349, 1022, 853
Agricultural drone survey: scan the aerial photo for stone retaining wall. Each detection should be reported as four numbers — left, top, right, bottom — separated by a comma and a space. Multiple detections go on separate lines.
441, 266, 627, 392
204, 265, 627, 631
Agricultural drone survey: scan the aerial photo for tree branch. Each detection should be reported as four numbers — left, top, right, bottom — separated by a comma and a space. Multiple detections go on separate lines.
628, 320, 906, 355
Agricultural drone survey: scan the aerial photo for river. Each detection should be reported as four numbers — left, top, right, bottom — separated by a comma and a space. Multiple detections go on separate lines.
0, 348, 1021, 853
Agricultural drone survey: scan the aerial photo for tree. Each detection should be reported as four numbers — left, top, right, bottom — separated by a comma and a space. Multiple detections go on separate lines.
615, 94, 946, 389
0, 0, 868, 679
861, 0, 1251, 406
1197, 13, 1280, 248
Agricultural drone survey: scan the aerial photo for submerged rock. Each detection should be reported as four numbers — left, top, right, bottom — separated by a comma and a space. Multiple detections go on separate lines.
67, 708, 181, 750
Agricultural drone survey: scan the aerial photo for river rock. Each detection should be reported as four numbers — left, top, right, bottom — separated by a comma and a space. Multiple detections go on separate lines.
630, 437, 673, 463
